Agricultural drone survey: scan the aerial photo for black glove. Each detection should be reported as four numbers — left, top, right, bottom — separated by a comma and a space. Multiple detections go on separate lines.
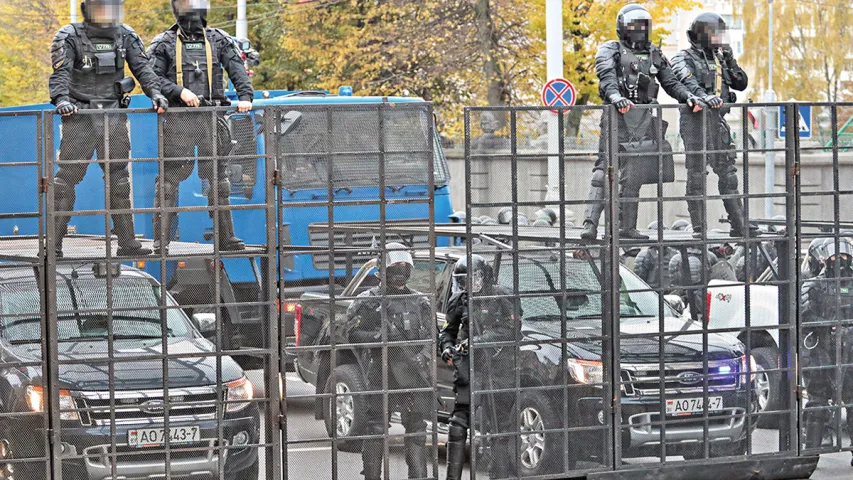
441, 347, 454, 363
610, 95, 633, 111
719, 45, 735, 64
55, 100, 77, 117
686, 96, 706, 110
152, 94, 169, 112
703, 95, 724, 108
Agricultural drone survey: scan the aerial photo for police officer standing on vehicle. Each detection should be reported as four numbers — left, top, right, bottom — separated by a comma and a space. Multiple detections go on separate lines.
801, 238, 853, 462
345, 243, 433, 479
148, 0, 254, 254
440, 255, 520, 479
671, 13, 755, 238
580, 4, 704, 241
49, 0, 168, 258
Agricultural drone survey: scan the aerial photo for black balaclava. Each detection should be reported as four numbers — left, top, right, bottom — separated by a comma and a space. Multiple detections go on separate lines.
172, 0, 210, 34
80, 0, 124, 37
616, 4, 652, 50
688, 12, 728, 53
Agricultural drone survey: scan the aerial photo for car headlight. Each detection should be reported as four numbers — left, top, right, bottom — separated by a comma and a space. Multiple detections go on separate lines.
567, 359, 603, 385
26, 386, 79, 421
226, 377, 254, 412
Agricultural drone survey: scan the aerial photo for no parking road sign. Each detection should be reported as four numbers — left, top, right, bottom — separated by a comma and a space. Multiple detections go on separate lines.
542, 78, 577, 113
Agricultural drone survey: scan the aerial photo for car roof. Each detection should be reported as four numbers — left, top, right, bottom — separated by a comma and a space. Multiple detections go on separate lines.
0, 263, 152, 283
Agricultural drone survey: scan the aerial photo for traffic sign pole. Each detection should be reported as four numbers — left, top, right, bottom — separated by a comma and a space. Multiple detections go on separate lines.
545, 0, 563, 205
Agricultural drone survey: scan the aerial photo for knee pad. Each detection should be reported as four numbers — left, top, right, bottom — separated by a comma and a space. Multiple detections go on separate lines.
448, 424, 468, 442
590, 169, 605, 188
110, 174, 131, 198
217, 179, 231, 198
449, 410, 470, 430
157, 178, 179, 201
718, 172, 739, 193
54, 177, 73, 195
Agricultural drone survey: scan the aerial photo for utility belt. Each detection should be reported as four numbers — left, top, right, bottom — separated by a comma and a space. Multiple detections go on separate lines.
69, 77, 136, 109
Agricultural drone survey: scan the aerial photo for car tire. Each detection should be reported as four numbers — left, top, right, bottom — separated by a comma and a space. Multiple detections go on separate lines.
322, 363, 368, 453
751, 346, 781, 429
512, 392, 560, 477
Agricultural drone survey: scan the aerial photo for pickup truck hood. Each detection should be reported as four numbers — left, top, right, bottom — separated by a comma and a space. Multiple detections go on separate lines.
523, 316, 744, 363
8, 338, 244, 391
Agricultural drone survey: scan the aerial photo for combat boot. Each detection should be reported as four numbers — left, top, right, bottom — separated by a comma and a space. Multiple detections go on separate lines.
361, 438, 383, 480
581, 170, 606, 241
110, 175, 151, 256
152, 177, 178, 255
217, 210, 245, 251
618, 199, 649, 240
53, 178, 76, 258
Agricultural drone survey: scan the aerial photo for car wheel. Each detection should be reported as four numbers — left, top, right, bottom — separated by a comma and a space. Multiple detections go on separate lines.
322, 364, 368, 453
751, 346, 781, 429
514, 392, 559, 477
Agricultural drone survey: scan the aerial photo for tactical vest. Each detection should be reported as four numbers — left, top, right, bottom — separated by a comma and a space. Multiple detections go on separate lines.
617, 46, 663, 104
383, 296, 430, 343
819, 277, 853, 320
688, 48, 731, 102
175, 32, 215, 99
69, 23, 126, 104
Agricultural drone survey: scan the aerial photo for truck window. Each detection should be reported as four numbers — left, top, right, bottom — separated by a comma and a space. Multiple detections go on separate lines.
409, 260, 446, 295
277, 106, 449, 191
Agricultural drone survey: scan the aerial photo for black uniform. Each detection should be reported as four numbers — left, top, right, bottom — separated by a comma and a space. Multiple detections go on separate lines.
669, 247, 718, 319
634, 246, 676, 291
800, 257, 853, 451
671, 15, 751, 237
49, 21, 163, 256
582, 40, 699, 239
346, 286, 433, 479
147, 17, 254, 252
439, 284, 520, 479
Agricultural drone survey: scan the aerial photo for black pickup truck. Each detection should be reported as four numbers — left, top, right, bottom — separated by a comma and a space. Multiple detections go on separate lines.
0, 263, 260, 480
294, 246, 757, 475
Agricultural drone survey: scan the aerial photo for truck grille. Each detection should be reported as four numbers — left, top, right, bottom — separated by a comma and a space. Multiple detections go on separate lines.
622, 360, 740, 397
74, 387, 220, 426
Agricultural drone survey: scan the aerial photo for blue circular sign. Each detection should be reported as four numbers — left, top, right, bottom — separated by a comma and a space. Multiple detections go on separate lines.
542, 78, 577, 111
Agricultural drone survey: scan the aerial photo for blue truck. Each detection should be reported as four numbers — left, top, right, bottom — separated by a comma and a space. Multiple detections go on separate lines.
0, 88, 453, 363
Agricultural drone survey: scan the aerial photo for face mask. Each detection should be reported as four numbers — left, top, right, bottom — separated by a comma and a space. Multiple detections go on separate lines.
625, 21, 649, 46
175, 0, 209, 24
385, 264, 411, 290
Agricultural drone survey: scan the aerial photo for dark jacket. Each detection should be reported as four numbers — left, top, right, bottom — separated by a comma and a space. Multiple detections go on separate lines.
147, 24, 253, 107
671, 45, 748, 103
595, 40, 695, 105
439, 284, 519, 352
49, 23, 161, 106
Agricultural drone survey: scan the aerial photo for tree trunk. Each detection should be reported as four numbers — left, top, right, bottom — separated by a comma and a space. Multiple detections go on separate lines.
475, 0, 507, 127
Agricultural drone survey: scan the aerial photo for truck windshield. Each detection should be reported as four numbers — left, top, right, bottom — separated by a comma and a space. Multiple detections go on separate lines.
497, 256, 674, 321
277, 105, 449, 191
0, 277, 192, 343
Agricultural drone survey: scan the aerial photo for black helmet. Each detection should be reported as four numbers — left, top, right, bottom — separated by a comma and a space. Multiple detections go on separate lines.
769, 215, 786, 234
377, 242, 413, 290
648, 220, 667, 231
533, 219, 550, 227
534, 208, 558, 225
616, 4, 652, 49
804, 238, 829, 277
81, 0, 124, 28
172, 0, 210, 31
671, 219, 692, 232
453, 255, 493, 294
688, 12, 728, 51
822, 238, 853, 277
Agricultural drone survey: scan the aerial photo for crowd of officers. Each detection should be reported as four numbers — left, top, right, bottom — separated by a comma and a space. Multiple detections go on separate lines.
45, 0, 853, 477
48, 0, 253, 258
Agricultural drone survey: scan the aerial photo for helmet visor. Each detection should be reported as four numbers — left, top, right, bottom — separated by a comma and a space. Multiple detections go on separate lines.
454, 270, 485, 294
89, 2, 124, 26
175, 0, 210, 15
384, 263, 412, 288
824, 240, 853, 261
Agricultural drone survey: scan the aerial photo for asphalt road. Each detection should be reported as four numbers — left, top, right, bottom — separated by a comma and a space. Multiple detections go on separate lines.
246, 372, 853, 479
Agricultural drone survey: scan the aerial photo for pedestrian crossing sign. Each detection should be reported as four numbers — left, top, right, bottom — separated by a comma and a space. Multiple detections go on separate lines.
779, 105, 811, 139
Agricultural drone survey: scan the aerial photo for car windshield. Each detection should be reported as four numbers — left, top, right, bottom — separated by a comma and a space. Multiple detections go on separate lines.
0, 276, 193, 343
496, 255, 674, 322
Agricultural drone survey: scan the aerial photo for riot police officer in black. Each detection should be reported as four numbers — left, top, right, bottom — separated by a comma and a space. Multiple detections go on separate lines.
671, 13, 755, 238
49, 0, 168, 257
439, 255, 520, 479
345, 243, 433, 479
581, 4, 704, 241
801, 238, 853, 462
148, 0, 254, 254
634, 221, 675, 291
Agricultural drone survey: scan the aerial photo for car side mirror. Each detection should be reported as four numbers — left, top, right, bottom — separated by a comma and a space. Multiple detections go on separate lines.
664, 295, 685, 316
192, 313, 217, 336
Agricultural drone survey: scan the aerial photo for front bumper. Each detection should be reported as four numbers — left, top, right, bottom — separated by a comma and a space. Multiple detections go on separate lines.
50, 414, 259, 480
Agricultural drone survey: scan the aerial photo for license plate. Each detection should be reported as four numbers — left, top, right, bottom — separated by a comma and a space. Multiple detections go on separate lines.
665, 397, 723, 416
128, 426, 201, 448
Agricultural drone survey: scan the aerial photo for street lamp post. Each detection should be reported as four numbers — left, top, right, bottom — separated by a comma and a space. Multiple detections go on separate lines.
236, 0, 248, 39
70, 0, 77, 23
764, 0, 776, 218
